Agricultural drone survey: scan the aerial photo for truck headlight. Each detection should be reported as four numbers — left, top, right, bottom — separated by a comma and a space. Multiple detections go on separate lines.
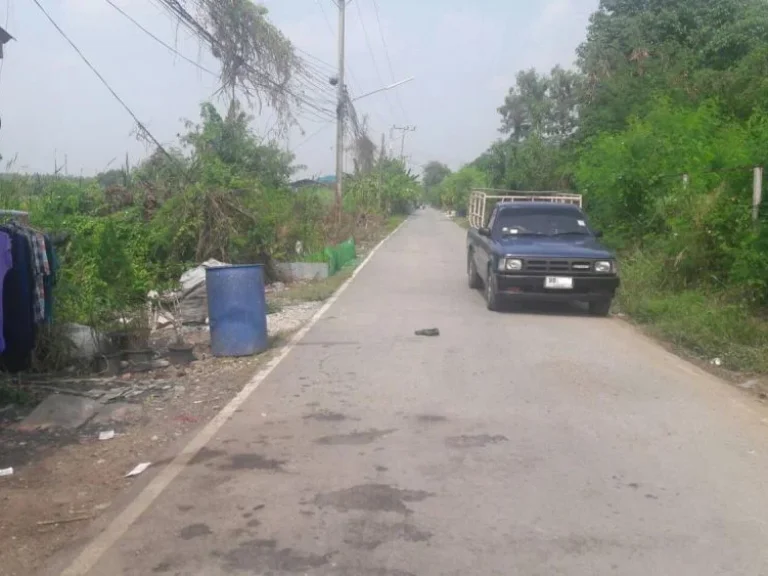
499, 258, 523, 271
594, 260, 613, 273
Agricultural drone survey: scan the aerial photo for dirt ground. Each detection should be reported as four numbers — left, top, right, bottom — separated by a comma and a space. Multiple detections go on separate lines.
0, 335, 282, 576
0, 224, 394, 576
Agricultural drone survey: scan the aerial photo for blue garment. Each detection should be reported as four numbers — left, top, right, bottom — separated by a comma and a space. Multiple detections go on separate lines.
2, 229, 35, 372
0, 231, 12, 353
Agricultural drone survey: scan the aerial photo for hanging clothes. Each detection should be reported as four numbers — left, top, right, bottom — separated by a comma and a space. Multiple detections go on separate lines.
6, 224, 49, 323
1, 227, 36, 371
43, 234, 58, 324
0, 231, 12, 353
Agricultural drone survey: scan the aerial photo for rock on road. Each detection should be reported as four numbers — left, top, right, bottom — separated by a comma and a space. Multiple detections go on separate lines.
48, 209, 768, 575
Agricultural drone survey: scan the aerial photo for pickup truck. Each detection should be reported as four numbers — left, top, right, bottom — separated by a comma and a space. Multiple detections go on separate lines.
465, 190, 620, 315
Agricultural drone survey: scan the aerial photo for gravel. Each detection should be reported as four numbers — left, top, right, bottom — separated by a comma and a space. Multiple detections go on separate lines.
267, 302, 323, 336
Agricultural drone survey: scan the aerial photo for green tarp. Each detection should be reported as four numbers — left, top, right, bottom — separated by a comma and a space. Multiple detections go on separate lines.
303, 238, 357, 276
324, 238, 356, 275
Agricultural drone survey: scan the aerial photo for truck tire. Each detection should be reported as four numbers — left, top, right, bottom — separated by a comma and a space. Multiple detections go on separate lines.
467, 252, 482, 289
485, 267, 501, 311
589, 298, 612, 317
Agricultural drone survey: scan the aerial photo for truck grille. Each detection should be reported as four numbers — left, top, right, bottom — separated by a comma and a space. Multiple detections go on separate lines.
524, 259, 593, 273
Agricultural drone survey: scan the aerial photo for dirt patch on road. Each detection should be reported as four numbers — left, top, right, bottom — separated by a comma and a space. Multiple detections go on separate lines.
315, 428, 396, 446
445, 434, 509, 448
314, 484, 434, 514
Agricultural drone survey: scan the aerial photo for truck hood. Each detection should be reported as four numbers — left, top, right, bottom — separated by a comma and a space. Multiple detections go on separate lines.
496, 236, 614, 259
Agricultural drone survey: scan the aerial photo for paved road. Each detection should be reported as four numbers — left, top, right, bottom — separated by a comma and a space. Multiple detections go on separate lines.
52, 209, 768, 575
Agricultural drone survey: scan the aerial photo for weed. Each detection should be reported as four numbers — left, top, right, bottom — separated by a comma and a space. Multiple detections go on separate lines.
453, 217, 470, 230
617, 254, 768, 373
0, 382, 37, 406
279, 272, 352, 303
266, 300, 283, 315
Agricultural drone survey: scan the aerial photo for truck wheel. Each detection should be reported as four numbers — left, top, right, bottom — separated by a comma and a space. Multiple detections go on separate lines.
467, 252, 482, 289
589, 298, 612, 317
485, 268, 501, 311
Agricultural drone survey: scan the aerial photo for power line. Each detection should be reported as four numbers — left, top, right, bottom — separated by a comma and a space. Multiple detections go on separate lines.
103, 0, 218, 78
30, 0, 174, 161
105, 0, 336, 124
370, 0, 409, 123
353, 0, 396, 118
294, 121, 334, 150
312, 0, 362, 96
315, 0, 335, 37
152, 0, 336, 119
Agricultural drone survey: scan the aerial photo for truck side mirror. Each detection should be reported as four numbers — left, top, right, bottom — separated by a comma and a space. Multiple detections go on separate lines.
478, 227, 491, 237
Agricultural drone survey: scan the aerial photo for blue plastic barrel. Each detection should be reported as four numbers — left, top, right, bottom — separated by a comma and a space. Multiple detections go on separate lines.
206, 264, 268, 357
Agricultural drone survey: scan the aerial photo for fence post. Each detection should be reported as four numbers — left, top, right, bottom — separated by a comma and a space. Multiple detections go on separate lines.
753, 166, 763, 222
682, 174, 689, 188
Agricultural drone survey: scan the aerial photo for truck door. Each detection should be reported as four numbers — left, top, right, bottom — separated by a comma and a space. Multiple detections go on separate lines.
477, 206, 498, 281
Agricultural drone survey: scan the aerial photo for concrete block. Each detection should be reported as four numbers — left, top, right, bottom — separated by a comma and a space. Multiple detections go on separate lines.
274, 262, 329, 282
17, 394, 99, 431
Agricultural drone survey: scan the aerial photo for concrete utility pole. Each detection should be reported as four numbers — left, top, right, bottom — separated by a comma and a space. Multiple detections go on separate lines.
334, 0, 347, 210
392, 125, 416, 161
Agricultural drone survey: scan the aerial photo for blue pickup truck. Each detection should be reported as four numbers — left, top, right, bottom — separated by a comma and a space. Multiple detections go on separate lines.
466, 195, 620, 315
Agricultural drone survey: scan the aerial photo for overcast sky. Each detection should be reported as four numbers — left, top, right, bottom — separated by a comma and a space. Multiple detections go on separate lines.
0, 0, 597, 177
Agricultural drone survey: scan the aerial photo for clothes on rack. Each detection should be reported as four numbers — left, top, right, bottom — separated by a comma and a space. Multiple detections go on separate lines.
0, 231, 12, 353
0, 222, 58, 371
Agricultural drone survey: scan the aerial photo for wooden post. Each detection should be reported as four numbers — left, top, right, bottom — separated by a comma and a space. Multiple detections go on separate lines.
682, 174, 689, 188
753, 167, 763, 222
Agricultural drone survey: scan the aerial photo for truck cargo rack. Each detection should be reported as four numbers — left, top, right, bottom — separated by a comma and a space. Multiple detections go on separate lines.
468, 189, 583, 229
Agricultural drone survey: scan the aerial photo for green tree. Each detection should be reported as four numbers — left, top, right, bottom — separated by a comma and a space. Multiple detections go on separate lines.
422, 161, 451, 189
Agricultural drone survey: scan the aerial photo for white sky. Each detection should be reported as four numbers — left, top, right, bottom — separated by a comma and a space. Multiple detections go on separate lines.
0, 0, 597, 178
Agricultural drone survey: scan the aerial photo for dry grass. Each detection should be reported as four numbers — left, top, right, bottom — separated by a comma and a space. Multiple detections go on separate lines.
277, 271, 353, 303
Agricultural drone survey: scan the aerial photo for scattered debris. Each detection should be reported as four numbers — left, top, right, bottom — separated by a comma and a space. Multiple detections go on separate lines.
415, 328, 440, 337
125, 462, 151, 477
98, 430, 115, 441
36, 515, 91, 527
0, 467, 13, 477
130, 359, 171, 373
739, 379, 758, 390
173, 414, 197, 424
91, 402, 144, 425
710, 357, 723, 367
178, 259, 227, 325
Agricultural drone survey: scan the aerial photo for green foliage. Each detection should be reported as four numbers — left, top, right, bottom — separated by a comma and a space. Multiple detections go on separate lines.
498, 66, 581, 141
431, 0, 768, 370
345, 157, 420, 217
0, 98, 417, 338
422, 161, 451, 205
435, 167, 487, 211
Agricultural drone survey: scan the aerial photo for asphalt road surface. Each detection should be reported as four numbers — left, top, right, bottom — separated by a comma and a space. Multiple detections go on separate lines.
49, 209, 768, 575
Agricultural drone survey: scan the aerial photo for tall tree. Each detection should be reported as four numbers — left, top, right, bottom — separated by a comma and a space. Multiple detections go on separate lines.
498, 67, 581, 141
498, 69, 550, 141
422, 161, 452, 190
576, 0, 768, 137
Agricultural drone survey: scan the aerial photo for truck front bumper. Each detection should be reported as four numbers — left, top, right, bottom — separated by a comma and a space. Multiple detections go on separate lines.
494, 274, 619, 302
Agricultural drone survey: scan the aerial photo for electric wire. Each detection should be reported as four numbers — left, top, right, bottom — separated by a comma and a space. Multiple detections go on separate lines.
30, 0, 175, 162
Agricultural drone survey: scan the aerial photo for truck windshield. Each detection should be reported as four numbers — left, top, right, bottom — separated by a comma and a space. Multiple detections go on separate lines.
496, 211, 590, 237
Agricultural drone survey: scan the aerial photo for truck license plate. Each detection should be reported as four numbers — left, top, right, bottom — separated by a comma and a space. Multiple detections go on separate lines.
545, 276, 573, 290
